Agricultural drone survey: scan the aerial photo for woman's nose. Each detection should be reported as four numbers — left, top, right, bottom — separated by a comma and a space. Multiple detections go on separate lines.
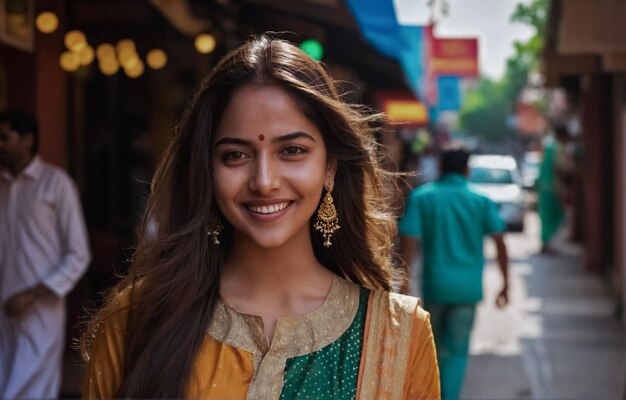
249, 154, 280, 194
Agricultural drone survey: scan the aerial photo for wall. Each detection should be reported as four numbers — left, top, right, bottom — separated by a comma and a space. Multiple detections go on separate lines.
35, 1, 67, 169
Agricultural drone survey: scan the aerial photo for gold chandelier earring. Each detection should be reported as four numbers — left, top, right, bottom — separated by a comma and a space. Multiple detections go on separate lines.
207, 215, 224, 245
314, 183, 340, 247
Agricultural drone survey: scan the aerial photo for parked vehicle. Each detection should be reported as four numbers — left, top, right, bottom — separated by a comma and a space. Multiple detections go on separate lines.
521, 151, 542, 191
469, 155, 526, 232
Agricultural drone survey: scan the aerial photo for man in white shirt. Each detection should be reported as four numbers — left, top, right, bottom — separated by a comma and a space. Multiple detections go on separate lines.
0, 110, 91, 398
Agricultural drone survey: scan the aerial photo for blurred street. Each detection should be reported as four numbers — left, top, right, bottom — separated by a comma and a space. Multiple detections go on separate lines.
4, 0, 626, 397
409, 211, 626, 399
466, 212, 626, 399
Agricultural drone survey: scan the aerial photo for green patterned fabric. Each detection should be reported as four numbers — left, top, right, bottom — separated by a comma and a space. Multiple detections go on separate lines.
280, 287, 369, 399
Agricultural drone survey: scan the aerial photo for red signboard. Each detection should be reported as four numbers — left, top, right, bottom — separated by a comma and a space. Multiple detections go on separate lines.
429, 37, 479, 78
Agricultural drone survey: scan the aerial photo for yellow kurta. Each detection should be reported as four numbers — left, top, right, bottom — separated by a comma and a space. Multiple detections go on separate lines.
84, 277, 440, 399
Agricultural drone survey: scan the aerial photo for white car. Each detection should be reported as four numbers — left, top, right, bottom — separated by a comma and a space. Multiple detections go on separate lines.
521, 151, 542, 190
468, 155, 526, 232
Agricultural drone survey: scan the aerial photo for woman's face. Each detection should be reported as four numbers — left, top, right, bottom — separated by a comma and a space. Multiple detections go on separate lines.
212, 84, 336, 249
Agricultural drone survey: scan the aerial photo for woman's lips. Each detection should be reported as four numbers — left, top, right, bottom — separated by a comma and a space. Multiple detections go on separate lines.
246, 201, 290, 214
243, 201, 293, 221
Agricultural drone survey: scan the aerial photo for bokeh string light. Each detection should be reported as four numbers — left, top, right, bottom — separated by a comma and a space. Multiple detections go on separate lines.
55, 29, 225, 76
147, 49, 168, 70
36, 12, 59, 34
195, 33, 216, 54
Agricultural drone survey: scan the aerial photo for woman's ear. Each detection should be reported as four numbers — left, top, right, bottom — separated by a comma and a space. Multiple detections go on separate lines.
326, 158, 337, 185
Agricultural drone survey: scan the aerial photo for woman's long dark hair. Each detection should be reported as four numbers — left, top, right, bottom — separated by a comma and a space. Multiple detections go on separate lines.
81, 35, 401, 398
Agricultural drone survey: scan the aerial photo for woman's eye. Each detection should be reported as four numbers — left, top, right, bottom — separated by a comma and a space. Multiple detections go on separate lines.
282, 146, 307, 156
223, 151, 248, 161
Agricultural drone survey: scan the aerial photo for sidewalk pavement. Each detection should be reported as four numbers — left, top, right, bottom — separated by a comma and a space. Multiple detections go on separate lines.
460, 213, 626, 399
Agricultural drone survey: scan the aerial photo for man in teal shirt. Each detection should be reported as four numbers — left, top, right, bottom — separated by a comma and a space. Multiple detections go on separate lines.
399, 146, 509, 399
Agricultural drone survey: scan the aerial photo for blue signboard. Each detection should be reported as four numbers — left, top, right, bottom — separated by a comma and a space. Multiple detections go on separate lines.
437, 76, 461, 111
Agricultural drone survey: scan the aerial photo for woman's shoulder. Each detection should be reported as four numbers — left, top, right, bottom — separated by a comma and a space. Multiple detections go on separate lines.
370, 289, 423, 313
368, 289, 427, 319
83, 285, 136, 399
104, 284, 135, 313
91, 284, 137, 340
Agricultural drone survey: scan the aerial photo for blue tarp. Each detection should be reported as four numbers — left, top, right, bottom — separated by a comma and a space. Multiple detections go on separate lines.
345, 0, 425, 97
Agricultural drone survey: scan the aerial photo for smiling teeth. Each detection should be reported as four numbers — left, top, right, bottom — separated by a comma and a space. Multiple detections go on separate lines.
248, 202, 289, 214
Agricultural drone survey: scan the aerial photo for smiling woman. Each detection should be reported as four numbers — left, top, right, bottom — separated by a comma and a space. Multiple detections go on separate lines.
212, 84, 331, 252
81, 35, 440, 400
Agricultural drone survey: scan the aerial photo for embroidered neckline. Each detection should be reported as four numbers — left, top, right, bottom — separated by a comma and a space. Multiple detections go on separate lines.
207, 276, 360, 358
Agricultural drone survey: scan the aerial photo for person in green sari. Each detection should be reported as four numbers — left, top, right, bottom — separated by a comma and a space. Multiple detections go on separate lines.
537, 124, 570, 252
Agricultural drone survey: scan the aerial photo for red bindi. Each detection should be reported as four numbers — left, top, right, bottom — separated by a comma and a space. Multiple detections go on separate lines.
258, 134, 265, 141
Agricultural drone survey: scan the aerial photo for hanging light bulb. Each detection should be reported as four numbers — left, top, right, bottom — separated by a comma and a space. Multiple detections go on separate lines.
116, 39, 135, 55
99, 58, 119, 76
194, 34, 216, 54
124, 60, 145, 78
118, 47, 138, 68
64, 30, 87, 52
60, 51, 80, 72
36, 12, 59, 34
96, 43, 116, 60
146, 49, 167, 70
78, 45, 95, 66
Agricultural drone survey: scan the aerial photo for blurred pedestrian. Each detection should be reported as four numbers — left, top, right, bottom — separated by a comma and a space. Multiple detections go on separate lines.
399, 145, 509, 399
537, 124, 571, 252
0, 110, 91, 398
81, 36, 440, 399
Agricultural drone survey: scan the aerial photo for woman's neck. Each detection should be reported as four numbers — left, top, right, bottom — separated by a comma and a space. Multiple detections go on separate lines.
219, 231, 335, 342
221, 231, 330, 297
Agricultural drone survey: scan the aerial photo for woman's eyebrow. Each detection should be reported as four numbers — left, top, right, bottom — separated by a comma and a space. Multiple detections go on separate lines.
271, 131, 316, 143
214, 137, 251, 147
214, 132, 316, 147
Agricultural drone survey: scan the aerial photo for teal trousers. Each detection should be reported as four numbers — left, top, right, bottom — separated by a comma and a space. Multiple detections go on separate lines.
426, 303, 476, 400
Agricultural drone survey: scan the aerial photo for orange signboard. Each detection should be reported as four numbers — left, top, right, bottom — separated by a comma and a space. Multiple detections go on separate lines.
374, 90, 429, 126
384, 100, 428, 124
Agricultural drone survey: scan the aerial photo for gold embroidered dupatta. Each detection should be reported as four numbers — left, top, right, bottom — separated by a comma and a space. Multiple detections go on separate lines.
356, 291, 441, 400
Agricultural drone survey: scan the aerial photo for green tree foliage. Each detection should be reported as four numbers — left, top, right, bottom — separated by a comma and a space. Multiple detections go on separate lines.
510, 0, 549, 35
459, 79, 511, 141
458, 0, 549, 141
